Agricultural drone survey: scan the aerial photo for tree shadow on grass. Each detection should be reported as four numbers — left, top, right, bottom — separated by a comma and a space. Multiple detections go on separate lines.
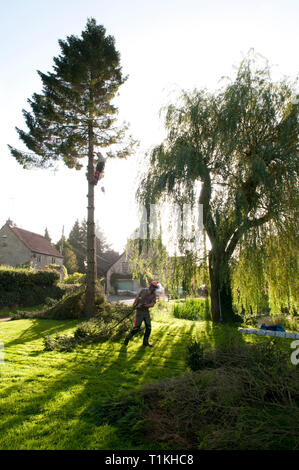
199, 319, 247, 350
3, 319, 81, 349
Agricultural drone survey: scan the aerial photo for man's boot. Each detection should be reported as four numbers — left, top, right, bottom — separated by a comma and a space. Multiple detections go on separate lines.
143, 341, 153, 347
124, 337, 129, 346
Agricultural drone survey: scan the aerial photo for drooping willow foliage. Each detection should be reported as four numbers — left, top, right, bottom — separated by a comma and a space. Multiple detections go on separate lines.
231, 240, 268, 316
127, 228, 210, 299
126, 237, 170, 289
232, 218, 298, 316
265, 222, 298, 314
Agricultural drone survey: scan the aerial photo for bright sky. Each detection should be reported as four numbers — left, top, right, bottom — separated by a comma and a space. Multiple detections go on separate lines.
0, 0, 298, 252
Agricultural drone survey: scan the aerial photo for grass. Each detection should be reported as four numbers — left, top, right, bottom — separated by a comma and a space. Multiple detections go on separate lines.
0, 301, 297, 450
173, 297, 211, 321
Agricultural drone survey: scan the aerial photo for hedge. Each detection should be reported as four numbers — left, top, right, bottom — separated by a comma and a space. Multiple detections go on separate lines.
0, 266, 64, 309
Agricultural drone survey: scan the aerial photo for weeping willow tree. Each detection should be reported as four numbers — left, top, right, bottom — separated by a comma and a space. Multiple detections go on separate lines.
136, 52, 298, 322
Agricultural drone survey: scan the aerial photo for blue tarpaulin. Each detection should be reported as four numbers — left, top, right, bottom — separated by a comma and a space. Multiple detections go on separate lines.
260, 323, 286, 332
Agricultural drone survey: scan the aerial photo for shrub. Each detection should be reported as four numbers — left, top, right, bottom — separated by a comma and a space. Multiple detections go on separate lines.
63, 272, 86, 285
173, 298, 211, 321
57, 283, 81, 295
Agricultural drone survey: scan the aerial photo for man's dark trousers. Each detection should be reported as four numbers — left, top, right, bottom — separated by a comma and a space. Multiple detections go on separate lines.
125, 309, 151, 345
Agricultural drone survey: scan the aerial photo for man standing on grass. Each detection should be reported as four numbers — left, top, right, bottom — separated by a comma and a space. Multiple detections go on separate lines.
124, 281, 159, 347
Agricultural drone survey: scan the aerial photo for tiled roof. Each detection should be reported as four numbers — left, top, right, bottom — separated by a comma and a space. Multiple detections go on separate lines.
9, 225, 63, 258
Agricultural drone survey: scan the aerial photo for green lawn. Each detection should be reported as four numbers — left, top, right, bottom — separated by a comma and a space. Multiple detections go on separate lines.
0, 304, 294, 450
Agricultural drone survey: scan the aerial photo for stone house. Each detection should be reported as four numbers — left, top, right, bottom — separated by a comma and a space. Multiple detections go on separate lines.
0, 220, 63, 270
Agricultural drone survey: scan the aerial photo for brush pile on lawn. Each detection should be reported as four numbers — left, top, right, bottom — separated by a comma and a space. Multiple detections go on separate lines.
94, 338, 299, 450
9, 285, 135, 351
43, 302, 133, 351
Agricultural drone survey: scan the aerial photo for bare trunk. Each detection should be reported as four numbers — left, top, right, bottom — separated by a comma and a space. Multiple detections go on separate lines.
209, 248, 235, 323
84, 122, 97, 317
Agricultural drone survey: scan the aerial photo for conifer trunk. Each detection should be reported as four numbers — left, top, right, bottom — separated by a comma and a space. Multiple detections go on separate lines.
85, 122, 97, 316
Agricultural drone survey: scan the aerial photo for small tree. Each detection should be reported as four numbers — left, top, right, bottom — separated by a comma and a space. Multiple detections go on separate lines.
55, 237, 78, 274
68, 219, 87, 273
44, 227, 52, 243
8, 18, 136, 315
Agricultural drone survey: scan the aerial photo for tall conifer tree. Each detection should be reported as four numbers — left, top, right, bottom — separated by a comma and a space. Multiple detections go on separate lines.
8, 18, 135, 315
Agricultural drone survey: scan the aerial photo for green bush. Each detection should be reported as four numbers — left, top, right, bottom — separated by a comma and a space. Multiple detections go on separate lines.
0, 266, 63, 308
173, 297, 211, 321
43, 333, 76, 352
63, 272, 86, 285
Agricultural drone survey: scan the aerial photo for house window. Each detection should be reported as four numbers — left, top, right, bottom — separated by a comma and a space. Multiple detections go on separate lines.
52, 258, 56, 263
122, 262, 129, 274
37, 255, 41, 262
